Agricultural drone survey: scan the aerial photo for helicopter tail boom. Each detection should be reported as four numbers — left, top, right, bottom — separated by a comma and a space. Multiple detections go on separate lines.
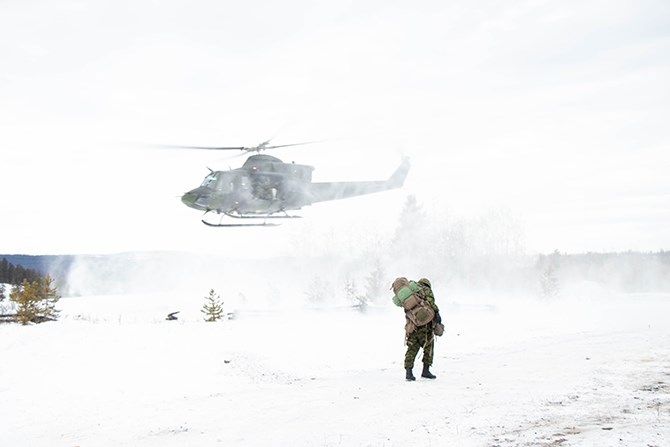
307, 158, 410, 204
385, 157, 411, 189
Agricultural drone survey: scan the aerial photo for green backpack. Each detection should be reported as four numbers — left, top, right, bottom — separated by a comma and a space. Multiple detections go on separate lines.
391, 277, 435, 326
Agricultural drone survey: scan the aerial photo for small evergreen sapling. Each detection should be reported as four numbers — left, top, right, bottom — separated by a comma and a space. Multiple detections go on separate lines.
540, 264, 560, 298
539, 249, 561, 298
201, 289, 224, 322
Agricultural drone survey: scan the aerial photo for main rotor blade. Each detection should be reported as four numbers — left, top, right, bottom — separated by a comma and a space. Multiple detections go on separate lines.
151, 140, 322, 151
156, 145, 246, 151
265, 141, 321, 149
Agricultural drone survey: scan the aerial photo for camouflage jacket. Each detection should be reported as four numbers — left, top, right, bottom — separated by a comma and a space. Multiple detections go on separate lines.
419, 284, 439, 314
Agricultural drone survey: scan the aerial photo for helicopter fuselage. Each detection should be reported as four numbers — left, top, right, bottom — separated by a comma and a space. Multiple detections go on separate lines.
180, 153, 411, 225
181, 155, 315, 215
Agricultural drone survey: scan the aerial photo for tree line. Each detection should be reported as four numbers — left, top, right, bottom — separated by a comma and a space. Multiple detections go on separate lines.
1, 257, 44, 285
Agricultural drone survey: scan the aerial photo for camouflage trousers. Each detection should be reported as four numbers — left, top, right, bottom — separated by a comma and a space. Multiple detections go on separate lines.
404, 323, 434, 368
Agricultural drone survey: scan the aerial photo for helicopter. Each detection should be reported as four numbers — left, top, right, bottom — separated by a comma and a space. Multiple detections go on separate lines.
172, 140, 410, 226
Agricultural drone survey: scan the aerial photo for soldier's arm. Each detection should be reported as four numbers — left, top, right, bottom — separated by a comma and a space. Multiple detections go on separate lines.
424, 288, 439, 313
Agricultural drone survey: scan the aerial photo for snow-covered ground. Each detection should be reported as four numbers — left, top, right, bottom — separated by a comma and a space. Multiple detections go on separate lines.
1, 290, 669, 446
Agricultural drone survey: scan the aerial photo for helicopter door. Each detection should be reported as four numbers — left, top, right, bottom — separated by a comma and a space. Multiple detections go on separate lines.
214, 172, 234, 193
233, 175, 251, 192
250, 174, 278, 201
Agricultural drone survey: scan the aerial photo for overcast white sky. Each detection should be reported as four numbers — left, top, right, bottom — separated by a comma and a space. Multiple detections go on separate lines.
1, 0, 669, 256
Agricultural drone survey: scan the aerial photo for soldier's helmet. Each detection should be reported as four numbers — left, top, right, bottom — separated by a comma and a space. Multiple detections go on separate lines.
418, 277, 431, 288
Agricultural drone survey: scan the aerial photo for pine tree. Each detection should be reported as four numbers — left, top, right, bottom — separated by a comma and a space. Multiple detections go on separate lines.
0, 284, 5, 302
37, 276, 61, 321
201, 289, 224, 322
9, 275, 60, 324
539, 250, 561, 298
540, 264, 560, 298
0, 258, 8, 282
392, 195, 426, 249
305, 275, 329, 304
364, 258, 386, 304
344, 278, 367, 309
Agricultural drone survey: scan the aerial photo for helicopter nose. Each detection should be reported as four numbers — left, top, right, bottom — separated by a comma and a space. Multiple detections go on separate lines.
181, 191, 196, 207
181, 189, 207, 210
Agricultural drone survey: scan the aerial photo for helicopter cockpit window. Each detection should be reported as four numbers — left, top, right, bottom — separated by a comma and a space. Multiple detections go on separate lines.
200, 173, 218, 188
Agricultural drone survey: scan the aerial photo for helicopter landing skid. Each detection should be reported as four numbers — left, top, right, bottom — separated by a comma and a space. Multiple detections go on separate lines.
201, 211, 301, 227
201, 220, 279, 227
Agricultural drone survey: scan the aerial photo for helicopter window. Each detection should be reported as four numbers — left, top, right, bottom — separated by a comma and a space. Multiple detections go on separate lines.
215, 172, 234, 193
235, 175, 251, 191
251, 174, 277, 200
200, 173, 218, 188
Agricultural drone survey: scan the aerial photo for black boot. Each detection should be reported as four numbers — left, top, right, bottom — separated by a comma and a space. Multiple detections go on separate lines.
405, 367, 416, 381
421, 364, 436, 379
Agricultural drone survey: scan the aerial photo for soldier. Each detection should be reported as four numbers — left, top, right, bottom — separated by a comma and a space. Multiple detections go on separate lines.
404, 277, 441, 381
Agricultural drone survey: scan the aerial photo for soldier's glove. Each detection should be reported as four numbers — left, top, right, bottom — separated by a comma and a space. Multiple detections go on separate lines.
433, 312, 442, 324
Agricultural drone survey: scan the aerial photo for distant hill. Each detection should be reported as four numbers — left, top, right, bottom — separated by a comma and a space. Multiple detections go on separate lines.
2, 250, 669, 297
0, 252, 347, 297
1, 254, 75, 282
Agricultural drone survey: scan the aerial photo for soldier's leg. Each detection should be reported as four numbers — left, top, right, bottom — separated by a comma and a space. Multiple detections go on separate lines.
421, 329, 437, 379
421, 331, 435, 366
404, 331, 421, 369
